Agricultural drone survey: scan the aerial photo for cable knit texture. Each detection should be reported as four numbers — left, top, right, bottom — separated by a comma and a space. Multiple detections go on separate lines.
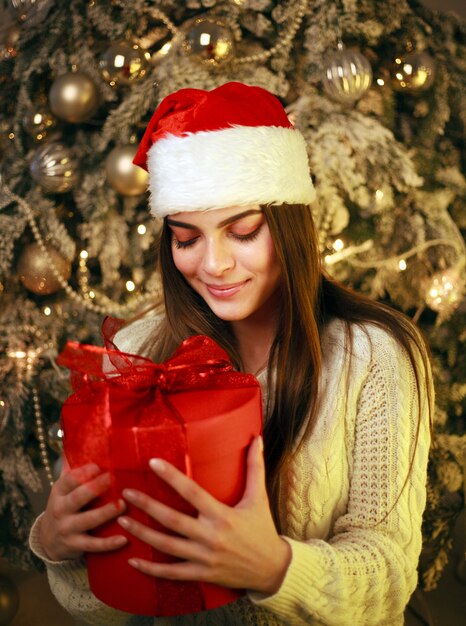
29, 315, 432, 625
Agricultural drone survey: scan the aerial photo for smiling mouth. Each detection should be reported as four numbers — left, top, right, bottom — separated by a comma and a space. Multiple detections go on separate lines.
205, 281, 248, 297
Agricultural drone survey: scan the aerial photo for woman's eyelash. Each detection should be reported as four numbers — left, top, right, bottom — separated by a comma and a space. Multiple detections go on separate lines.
173, 225, 262, 249
174, 237, 198, 249
231, 226, 261, 242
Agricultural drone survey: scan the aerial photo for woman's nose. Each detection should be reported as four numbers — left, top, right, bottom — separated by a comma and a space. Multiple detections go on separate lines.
202, 239, 234, 276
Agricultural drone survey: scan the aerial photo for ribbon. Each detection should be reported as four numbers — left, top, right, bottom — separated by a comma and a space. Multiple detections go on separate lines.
56, 323, 261, 616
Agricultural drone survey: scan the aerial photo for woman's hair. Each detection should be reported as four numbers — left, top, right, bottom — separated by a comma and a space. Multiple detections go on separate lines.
139, 203, 433, 528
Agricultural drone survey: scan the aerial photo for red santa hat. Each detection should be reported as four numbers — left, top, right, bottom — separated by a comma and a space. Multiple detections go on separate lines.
133, 82, 316, 217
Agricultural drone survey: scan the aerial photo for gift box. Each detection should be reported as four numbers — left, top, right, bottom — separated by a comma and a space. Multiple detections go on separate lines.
57, 319, 262, 617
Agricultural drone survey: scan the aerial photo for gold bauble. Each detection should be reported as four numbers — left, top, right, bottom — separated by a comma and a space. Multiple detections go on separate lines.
47, 420, 64, 454
17, 243, 72, 295
49, 72, 99, 123
99, 41, 150, 86
105, 145, 149, 196
23, 106, 56, 142
0, 575, 19, 625
183, 17, 235, 66
391, 51, 436, 92
30, 142, 79, 193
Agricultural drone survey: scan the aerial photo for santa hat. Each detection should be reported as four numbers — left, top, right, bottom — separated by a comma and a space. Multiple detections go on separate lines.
133, 82, 315, 217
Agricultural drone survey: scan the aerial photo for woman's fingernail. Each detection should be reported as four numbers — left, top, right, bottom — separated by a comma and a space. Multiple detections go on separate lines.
117, 516, 130, 528
122, 488, 137, 500
149, 458, 165, 473
114, 535, 127, 545
128, 558, 140, 569
258, 435, 264, 452
116, 499, 126, 512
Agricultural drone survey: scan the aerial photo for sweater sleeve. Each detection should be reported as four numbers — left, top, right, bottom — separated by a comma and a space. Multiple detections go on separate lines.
249, 329, 432, 626
29, 513, 152, 626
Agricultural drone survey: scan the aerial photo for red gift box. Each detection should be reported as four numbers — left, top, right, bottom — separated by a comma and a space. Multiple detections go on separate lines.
57, 320, 262, 616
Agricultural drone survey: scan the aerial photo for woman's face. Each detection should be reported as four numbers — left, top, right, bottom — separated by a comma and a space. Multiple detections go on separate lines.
167, 205, 281, 324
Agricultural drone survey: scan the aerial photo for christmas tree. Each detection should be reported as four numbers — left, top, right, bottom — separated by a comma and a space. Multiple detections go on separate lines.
0, 0, 464, 592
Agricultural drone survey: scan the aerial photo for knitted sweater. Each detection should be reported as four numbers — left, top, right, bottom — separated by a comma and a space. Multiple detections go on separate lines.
29, 316, 432, 626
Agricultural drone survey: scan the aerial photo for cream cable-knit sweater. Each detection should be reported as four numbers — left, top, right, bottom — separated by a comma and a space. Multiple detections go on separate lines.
29, 316, 432, 626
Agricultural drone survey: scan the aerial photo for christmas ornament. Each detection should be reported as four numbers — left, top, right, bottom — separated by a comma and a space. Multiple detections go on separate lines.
7, 0, 53, 26
17, 243, 72, 295
30, 142, 79, 193
105, 144, 149, 196
99, 41, 150, 86
136, 26, 174, 64
322, 42, 372, 104
391, 51, 436, 92
23, 106, 56, 142
0, 21, 21, 60
49, 72, 99, 123
0, 575, 19, 625
425, 268, 463, 314
47, 420, 64, 454
183, 17, 235, 66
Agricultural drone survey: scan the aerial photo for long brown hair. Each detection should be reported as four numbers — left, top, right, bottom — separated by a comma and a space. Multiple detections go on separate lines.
140, 203, 433, 527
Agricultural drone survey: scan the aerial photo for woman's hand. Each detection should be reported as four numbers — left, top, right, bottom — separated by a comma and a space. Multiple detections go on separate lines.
39, 462, 127, 562
118, 437, 291, 595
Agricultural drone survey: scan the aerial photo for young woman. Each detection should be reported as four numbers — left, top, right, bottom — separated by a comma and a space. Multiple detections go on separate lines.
30, 82, 433, 626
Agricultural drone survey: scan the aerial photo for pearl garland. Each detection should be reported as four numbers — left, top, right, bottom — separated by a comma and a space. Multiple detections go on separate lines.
143, 1, 308, 67
3, 183, 161, 316
33, 384, 54, 486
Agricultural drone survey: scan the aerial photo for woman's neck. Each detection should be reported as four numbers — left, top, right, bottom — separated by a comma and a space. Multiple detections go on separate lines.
230, 300, 279, 376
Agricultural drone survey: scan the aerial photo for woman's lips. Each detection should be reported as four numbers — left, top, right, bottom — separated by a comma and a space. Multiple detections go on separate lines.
205, 280, 248, 298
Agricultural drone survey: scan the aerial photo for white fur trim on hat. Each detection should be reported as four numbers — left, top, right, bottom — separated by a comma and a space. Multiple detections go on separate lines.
146, 125, 316, 217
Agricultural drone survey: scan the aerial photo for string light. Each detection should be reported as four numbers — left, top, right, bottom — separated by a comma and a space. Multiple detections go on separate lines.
333, 239, 344, 252
137, 224, 147, 235
126, 280, 136, 292
398, 259, 407, 271
43, 306, 52, 316
376, 78, 385, 86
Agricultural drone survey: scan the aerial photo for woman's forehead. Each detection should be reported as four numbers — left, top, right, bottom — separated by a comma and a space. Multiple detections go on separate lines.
169, 204, 262, 226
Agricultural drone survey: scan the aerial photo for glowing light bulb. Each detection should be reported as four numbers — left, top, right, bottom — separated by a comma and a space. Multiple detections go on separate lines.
398, 259, 407, 271
333, 239, 344, 252
126, 280, 136, 292
137, 224, 147, 235
43, 306, 52, 316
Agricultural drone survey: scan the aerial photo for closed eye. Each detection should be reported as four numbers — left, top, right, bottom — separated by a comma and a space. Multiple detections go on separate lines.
230, 224, 263, 242
173, 236, 199, 249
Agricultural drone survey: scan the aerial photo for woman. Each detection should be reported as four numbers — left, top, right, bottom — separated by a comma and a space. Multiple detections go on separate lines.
30, 82, 433, 625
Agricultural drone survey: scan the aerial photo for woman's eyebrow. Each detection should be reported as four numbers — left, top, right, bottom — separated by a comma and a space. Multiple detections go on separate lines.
166, 209, 262, 230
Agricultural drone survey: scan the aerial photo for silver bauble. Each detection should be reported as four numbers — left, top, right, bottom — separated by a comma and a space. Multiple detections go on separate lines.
183, 17, 235, 66
17, 243, 72, 296
99, 41, 150, 86
49, 72, 99, 123
30, 142, 79, 193
322, 43, 372, 104
106, 145, 149, 196
7, 0, 54, 26
391, 51, 436, 92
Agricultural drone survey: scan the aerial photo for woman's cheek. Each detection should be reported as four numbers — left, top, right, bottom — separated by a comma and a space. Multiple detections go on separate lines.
172, 249, 197, 279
